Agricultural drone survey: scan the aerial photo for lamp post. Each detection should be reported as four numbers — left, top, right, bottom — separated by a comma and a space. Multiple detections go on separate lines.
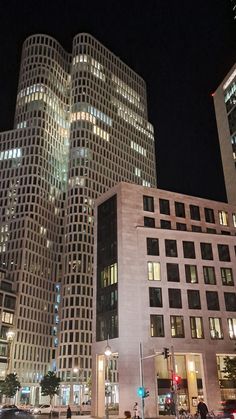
104, 338, 112, 419
6, 330, 15, 375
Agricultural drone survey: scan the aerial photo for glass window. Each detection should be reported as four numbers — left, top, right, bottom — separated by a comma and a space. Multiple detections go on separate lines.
150, 315, 164, 337
204, 208, 215, 223
185, 265, 198, 283
224, 293, 236, 311
190, 205, 200, 221
192, 225, 202, 232
219, 210, 228, 226
4, 296, 16, 310
147, 262, 161, 281
176, 223, 187, 231
206, 228, 216, 234
147, 238, 159, 256
143, 195, 154, 212
200, 243, 213, 260
2, 311, 13, 324
187, 290, 201, 309
218, 244, 231, 261
167, 263, 180, 282
170, 316, 184, 338
183, 241, 195, 258
221, 268, 234, 286
221, 231, 231, 236
168, 289, 182, 308
165, 240, 178, 257
228, 318, 236, 339
160, 220, 171, 229
175, 202, 185, 217
144, 217, 155, 228
149, 288, 162, 307
209, 317, 223, 339
159, 198, 170, 215
206, 291, 220, 310
203, 266, 216, 285
190, 317, 204, 339
232, 213, 236, 228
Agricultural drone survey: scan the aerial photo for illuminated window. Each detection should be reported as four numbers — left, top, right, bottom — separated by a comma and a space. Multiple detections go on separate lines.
228, 318, 236, 339
221, 268, 234, 286
170, 316, 184, 338
209, 317, 223, 339
190, 317, 204, 339
150, 315, 164, 337
2, 311, 13, 324
185, 265, 198, 283
131, 140, 147, 156
135, 167, 141, 177
142, 180, 151, 187
0, 148, 22, 161
147, 262, 161, 281
101, 263, 118, 287
93, 125, 109, 142
219, 210, 228, 226
233, 213, 236, 227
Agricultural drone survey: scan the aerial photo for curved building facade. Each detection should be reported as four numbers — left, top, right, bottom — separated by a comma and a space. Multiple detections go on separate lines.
0, 33, 156, 403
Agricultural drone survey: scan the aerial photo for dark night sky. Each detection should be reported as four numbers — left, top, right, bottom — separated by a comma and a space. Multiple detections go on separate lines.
0, 0, 235, 202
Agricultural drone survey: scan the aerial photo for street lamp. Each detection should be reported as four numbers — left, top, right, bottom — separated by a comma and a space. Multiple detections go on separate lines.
6, 330, 15, 375
104, 337, 112, 419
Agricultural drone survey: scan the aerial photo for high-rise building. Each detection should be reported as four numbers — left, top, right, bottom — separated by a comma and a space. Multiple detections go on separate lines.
213, 64, 236, 205
0, 33, 156, 403
230, 0, 236, 20
93, 182, 236, 418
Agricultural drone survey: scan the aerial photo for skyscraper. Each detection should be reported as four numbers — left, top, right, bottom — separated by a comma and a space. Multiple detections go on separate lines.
0, 33, 156, 403
213, 63, 236, 205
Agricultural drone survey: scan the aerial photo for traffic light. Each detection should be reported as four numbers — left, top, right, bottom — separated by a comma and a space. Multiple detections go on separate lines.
173, 374, 182, 389
163, 347, 170, 359
137, 386, 145, 398
144, 388, 150, 398
137, 387, 150, 398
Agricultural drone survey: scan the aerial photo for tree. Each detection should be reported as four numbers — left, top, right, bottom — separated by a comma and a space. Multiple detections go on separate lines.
222, 356, 236, 384
40, 371, 60, 407
0, 373, 21, 400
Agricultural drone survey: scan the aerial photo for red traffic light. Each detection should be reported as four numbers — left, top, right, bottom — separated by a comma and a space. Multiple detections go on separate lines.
173, 375, 182, 384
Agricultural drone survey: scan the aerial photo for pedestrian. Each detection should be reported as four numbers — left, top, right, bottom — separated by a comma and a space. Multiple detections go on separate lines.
66, 405, 72, 419
133, 402, 140, 419
197, 399, 208, 419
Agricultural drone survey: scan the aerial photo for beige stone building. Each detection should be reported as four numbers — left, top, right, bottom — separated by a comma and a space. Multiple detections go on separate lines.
92, 182, 236, 418
0, 33, 156, 404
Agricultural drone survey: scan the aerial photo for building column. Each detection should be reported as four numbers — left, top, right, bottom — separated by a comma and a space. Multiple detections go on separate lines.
186, 355, 198, 414
69, 383, 74, 404
94, 354, 105, 418
202, 351, 221, 411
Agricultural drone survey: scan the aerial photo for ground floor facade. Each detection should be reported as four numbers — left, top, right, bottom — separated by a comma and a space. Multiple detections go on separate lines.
92, 345, 236, 418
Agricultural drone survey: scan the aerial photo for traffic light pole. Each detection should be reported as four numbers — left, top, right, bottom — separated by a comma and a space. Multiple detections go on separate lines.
171, 345, 179, 419
139, 343, 165, 419
139, 343, 145, 419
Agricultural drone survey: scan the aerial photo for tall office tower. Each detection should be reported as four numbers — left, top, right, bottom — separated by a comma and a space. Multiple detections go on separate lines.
213, 64, 236, 205
0, 33, 156, 403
